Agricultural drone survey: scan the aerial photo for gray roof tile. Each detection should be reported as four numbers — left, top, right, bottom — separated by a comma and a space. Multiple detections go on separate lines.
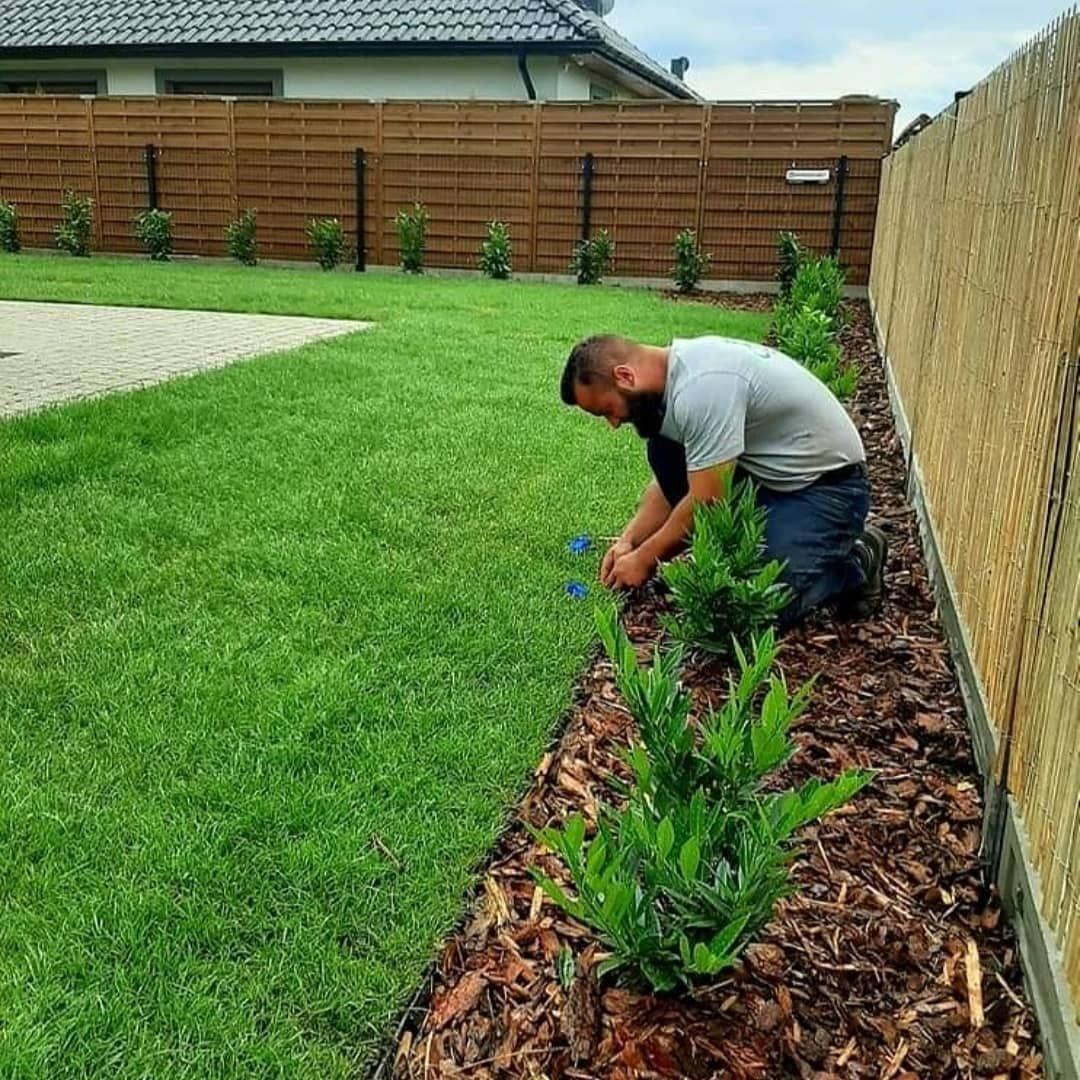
0, 0, 694, 96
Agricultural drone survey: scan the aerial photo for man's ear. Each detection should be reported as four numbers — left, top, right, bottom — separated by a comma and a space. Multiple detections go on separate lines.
611, 364, 636, 390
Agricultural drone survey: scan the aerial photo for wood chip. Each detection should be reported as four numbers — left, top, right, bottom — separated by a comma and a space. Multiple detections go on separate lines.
835, 1037, 857, 1067
482, 875, 511, 928
965, 939, 985, 1028
430, 971, 488, 1031
881, 1038, 909, 1080
529, 885, 544, 923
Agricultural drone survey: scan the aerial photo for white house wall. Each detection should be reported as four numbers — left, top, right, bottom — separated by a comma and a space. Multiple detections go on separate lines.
0, 54, 643, 101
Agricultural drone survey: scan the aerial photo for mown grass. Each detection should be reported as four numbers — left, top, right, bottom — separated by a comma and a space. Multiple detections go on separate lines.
0, 255, 769, 1077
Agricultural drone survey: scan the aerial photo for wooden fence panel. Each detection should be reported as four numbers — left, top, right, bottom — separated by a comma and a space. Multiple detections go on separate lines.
0, 96, 895, 282
869, 9, 1080, 1014
0, 97, 92, 248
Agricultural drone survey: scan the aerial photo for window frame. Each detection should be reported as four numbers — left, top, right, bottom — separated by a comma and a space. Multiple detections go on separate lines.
155, 68, 284, 98
0, 69, 106, 95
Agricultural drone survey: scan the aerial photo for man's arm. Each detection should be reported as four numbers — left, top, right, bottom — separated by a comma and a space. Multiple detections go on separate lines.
620, 480, 673, 548
600, 481, 672, 585
609, 462, 734, 588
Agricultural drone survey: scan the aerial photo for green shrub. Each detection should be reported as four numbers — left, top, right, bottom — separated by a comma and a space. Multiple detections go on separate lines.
672, 228, 710, 293
478, 220, 512, 279
660, 479, 790, 657
0, 199, 20, 253
133, 208, 173, 261
532, 607, 873, 991
306, 217, 345, 271
225, 208, 258, 266
776, 231, 802, 298
788, 254, 845, 319
395, 202, 429, 274
571, 229, 614, 285
55, 191, 93, 257
774, 302, 858, 401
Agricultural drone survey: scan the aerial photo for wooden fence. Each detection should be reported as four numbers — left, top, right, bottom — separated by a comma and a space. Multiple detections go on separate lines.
870, 9, 1080, 1018
0, 96, 895, 283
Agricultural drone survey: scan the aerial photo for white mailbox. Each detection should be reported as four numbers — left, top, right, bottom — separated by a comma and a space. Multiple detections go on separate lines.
785, 168, 832, 185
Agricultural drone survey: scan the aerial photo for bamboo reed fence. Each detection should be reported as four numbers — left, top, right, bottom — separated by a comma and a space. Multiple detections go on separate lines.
871, 7, 1080, 1013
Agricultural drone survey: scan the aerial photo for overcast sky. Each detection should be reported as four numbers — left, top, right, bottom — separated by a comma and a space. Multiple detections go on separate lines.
607, 1, 1066, 134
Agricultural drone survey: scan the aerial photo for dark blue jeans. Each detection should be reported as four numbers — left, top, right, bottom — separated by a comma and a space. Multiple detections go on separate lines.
647, 436, 868, 629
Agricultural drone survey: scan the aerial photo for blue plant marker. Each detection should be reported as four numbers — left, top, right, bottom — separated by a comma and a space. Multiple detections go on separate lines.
568, 534, 593, 556
564, 581, 588, 600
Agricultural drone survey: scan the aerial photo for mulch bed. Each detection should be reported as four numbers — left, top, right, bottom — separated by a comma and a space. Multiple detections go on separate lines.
385, 301, 1044, 1080
661, 290, 777, 312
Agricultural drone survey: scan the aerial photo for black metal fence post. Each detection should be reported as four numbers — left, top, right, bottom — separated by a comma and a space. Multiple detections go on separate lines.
144, 144, 158, 210
580, 152, 594, 242
830, 154, 849, 257
355, 147, 366, 272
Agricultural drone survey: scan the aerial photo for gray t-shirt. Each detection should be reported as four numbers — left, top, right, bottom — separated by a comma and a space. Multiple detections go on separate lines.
659, 335, 865, 492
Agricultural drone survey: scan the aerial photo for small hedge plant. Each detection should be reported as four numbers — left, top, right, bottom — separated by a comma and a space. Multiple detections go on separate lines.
55, 190, 93, 257
133, 208, 173, 261
0, 199, 20, 252
672, 228, 710, 293
478, 220, 512, 279
773, 252, 857, 400
306, 217, 345, 271
532, 606, 873, 991
395, 202, 429, 274
776, 230, 803, 298
225, 208, 258, 266
572, 229, 614, 285
661, 478, 790, 657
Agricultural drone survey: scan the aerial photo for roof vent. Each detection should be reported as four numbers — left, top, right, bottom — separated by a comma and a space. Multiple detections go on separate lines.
670, 56, 690, 80
578, 0, 615, 15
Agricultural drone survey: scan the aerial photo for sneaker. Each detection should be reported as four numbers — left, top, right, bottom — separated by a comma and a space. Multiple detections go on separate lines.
852, 524, 888, 617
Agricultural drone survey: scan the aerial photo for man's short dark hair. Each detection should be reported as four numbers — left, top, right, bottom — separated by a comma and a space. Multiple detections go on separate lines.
560, 335, 632, 405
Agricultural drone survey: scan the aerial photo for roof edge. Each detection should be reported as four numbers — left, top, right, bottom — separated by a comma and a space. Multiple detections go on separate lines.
0, 40, 594, 61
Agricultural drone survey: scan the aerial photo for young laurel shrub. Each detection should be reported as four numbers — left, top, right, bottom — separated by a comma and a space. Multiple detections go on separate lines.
532, 606, 873, 991
55, 190, 93, 257
0, 199, 20, 253
660, 478, 790, 657
133, 208, 173, 261
776, 230, 803, 298
306, 217, 345, 271
773, 300, 858, 401
672, 228, 710, 294
571, 228, 614, 285
789, 254, 846, 320
395, 201, 429, 274
224, 208, 258, 266
478, 220, 512, 280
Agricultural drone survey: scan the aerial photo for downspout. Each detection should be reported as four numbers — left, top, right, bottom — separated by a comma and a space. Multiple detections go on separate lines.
517, 49, 537, 100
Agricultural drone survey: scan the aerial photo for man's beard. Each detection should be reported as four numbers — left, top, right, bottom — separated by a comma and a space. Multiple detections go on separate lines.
625, 391, 666, 439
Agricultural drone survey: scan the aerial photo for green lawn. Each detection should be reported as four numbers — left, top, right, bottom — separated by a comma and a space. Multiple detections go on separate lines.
0, 255, 769, 1078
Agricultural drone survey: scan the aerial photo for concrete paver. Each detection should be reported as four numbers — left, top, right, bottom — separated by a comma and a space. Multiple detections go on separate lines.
0, 301, 371, 417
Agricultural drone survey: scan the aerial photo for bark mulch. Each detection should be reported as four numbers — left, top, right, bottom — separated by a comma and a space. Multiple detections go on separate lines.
661, 290, 777, 313
385, 301, 1044, 1080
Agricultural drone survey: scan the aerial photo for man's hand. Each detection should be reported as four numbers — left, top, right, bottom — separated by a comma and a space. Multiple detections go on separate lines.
600, 539, 634, 586
609, 548, 656, 590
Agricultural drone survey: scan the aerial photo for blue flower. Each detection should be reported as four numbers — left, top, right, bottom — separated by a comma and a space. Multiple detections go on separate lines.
568, 534, 593, 555
564, 581, 588, 600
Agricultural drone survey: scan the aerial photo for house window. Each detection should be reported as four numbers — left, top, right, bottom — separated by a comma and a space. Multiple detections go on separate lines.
589, 82, 615, 100
0, 70, 104, 94
156, 69, 283, 97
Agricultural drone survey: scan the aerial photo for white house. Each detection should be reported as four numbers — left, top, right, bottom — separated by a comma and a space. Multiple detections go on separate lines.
0, 0, 696, 102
